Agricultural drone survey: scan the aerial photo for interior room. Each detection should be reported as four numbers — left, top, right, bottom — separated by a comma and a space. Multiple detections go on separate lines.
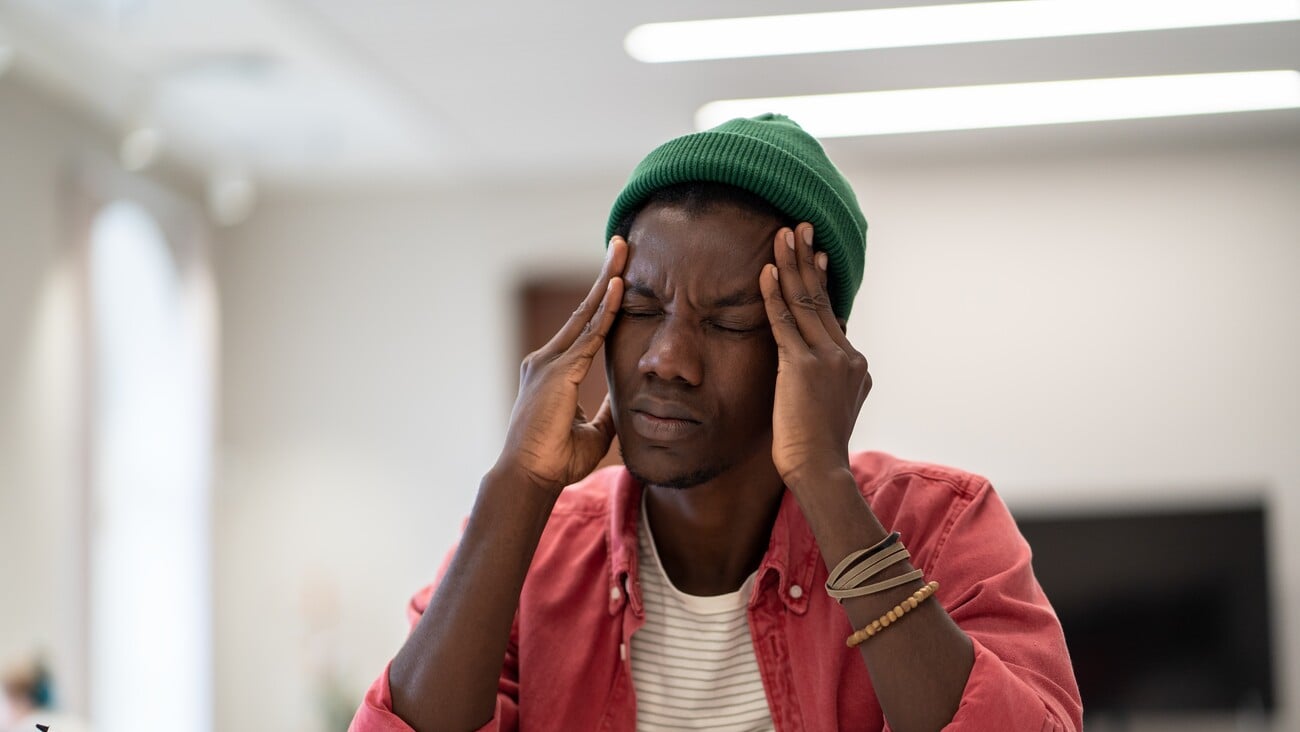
1, 1, 1297, 730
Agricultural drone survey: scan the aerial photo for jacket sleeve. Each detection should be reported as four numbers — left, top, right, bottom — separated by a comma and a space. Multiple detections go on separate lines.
348, 543, 522, 732
926, 481, 1084, 732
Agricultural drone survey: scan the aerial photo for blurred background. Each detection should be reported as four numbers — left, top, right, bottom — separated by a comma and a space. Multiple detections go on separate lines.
0, 1, 1297, 731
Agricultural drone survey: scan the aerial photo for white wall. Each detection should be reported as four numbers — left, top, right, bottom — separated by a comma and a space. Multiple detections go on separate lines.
0, 76, 109, 714
216, 136, 1300, 730
0, 75, 215, 722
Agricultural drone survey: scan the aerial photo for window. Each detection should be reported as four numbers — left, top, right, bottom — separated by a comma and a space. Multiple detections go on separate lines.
87, 200, 212, 732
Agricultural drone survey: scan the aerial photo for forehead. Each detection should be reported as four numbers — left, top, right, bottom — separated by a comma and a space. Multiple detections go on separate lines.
624, 203, 779, 296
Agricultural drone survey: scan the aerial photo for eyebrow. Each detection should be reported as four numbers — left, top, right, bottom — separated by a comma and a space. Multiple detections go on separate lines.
624, 281, 763, 309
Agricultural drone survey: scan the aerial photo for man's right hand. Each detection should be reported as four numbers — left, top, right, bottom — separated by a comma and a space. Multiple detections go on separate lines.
493, 236, 627, 497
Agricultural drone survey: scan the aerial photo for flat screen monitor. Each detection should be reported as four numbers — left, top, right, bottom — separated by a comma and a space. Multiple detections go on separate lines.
1015, 503, 1274, 724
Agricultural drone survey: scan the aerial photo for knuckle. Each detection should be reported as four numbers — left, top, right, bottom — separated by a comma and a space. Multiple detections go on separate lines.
524, 348, 559, 371
792, 292, 819, 310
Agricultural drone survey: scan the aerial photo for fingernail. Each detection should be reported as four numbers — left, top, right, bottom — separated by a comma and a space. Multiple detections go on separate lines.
785, 230, 795, 251
816, 252, 828, 271
771, 265, 779, 281
803, 227, 814, 247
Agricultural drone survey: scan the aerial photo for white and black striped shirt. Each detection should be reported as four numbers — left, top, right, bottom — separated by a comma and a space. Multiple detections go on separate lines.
630, 495, 775, 732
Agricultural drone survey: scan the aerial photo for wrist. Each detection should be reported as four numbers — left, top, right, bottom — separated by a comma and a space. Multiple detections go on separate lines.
482, 461, 564, 510
783, 462, 855, 496
785, 466, 890, 566
487, 457, 565, 499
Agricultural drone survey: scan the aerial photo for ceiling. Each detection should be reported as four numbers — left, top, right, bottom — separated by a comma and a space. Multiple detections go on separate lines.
2, 0, 1298, 189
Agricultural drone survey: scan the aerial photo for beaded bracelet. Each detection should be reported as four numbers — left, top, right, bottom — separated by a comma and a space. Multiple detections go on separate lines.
845, 581, 940, 648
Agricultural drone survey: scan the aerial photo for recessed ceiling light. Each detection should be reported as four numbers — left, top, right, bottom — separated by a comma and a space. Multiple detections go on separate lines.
120, 127, 163, 172
695, 71, 1300, 137
627, 0, 1300, 63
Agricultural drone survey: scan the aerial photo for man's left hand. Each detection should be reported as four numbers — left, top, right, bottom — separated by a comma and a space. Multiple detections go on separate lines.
760, 222, 873, 488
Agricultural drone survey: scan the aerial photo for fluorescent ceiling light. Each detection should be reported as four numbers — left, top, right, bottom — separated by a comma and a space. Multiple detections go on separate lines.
627, 0, 1300, 63
695, 70, 1300, 137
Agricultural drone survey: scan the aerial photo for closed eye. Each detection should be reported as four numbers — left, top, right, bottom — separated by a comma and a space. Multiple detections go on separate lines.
708, 320, 761, 334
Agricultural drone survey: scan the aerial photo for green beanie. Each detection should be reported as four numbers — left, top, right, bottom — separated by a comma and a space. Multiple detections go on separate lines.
606, 113, 868, 319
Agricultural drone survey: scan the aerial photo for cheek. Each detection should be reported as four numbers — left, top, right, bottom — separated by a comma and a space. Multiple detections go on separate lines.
714, 339, 779, 416
604, 320, 644, 391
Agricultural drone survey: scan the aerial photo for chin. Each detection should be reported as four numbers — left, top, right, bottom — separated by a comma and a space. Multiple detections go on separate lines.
620, 441, 727, 490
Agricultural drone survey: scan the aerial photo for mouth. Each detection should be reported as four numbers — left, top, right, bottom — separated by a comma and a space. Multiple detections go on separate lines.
629, 407, 701, 442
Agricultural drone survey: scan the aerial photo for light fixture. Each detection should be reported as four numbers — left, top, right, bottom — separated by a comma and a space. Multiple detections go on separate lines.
626, 0, 1300, 63
119, 126, 163, 172
207, 168, 256, 226
695, 70, 1300, 137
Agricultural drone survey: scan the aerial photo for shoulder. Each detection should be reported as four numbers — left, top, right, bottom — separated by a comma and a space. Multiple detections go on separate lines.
848, 450, 1000, 569
551, 464, 622, 519
851, 450, 990, 504
406, 467, 624, 624
530, 464, 624, 567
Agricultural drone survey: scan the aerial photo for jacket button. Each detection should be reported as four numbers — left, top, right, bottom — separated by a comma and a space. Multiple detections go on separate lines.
788, 584, 804, 599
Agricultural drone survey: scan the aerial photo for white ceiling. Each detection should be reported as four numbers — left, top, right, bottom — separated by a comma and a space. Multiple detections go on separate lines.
2, 0, 1298, 188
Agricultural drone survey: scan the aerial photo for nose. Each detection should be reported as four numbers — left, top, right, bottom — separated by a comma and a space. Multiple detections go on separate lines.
637, 314, 704, 386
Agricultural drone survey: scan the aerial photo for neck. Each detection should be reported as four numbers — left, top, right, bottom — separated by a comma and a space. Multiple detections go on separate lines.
642, 453, 785, 596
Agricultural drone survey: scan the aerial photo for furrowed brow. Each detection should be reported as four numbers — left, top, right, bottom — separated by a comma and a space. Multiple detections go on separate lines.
624, 281, 659, 300
623, 281, 761, 309
708, 289, 764, 309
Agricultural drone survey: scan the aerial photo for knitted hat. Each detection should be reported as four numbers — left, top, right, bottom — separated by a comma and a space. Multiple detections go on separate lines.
606, 113, 867, 319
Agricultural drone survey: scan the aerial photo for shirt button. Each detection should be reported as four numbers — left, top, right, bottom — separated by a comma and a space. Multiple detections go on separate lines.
610, 586, 621, 602
788, 584, 804, 599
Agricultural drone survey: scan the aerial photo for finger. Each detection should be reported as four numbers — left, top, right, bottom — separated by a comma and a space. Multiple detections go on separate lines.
567, 275, 624, 375
575, 393, 617, 467
542, 237, 628, 355
588, 393, 616, 443
798, 224, 853, 352
775, 225, 838, 350
760, 263, 807, 352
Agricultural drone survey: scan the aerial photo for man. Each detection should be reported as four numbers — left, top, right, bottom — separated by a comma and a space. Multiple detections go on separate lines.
351, 114, 1082, 731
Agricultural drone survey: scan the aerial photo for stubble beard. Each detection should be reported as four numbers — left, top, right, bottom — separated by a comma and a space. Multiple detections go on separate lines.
620, 445, 733, 490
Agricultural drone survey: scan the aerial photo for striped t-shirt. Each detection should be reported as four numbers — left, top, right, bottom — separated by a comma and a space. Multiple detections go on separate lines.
630, 495, 775, 731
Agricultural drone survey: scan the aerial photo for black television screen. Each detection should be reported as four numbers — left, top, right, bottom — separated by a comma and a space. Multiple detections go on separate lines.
1015, 503, 1274, 723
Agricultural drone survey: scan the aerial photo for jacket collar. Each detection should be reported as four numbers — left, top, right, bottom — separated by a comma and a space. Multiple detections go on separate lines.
605, 468, 818, 617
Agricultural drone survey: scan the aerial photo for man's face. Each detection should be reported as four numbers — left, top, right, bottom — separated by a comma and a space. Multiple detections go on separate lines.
606, 202, 781, 489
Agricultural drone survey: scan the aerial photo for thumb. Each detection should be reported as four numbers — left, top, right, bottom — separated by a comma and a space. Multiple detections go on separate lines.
588, 393, 616, 445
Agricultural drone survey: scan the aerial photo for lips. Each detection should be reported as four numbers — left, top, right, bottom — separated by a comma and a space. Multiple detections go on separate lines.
629, 398, 702, 442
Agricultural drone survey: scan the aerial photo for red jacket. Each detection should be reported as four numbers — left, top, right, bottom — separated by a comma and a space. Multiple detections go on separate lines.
351, 451, 1082, 731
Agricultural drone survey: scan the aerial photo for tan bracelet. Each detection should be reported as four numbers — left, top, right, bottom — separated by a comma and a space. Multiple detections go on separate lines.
845, 580, 940, 648
837, 568, 925, 601
826, 532, 900, 586
828, 544, 911, 595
